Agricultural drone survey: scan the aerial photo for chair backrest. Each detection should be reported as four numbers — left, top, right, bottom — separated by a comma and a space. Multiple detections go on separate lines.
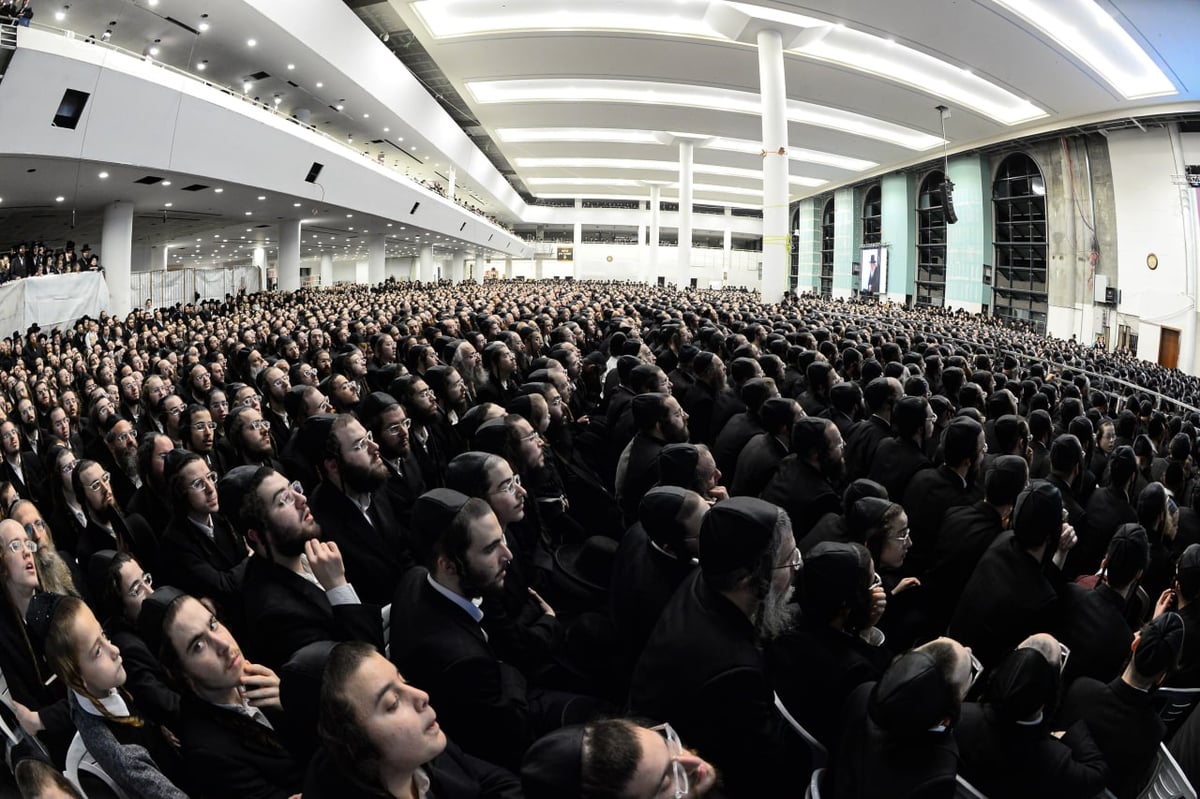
955, 774, 989, 799
1139, 742, 1198, 799
1155, 688, 1200, 740
64, 731, 131, 799
774, 691, 830, 770
806, 768, 826, 799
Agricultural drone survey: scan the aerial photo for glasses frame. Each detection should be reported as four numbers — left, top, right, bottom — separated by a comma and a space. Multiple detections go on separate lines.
649, 723, 689, 799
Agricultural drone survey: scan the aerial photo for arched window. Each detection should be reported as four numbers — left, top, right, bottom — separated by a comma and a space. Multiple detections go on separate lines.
862, 185, 882, 247
916, 171, 947, 308
992, 153, 1048, 332
789, 205, 800, 293
820, 198, 835, 298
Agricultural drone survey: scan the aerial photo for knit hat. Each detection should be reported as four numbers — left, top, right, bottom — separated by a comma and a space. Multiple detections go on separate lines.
657, 443, 699, 489
638, 486, 692, 549
1012, 481, 1063, 548
296, 414, 337, 464
869, 649, 955, 733
137, 586, 187, 656
1134, 611, 1185, 677
410, 489, 471, 565
987, 647, 1056, 723
699, 497, 780, 578
521, 725, 586, 799
218, 465, 262, 535
986, 455, 1029, 506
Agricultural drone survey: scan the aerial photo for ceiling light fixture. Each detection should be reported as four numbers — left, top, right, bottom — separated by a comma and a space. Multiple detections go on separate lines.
98, 171, 109, 179
513, 156, 825, 186
247, 38, 257, 47
469, 78, 942, 150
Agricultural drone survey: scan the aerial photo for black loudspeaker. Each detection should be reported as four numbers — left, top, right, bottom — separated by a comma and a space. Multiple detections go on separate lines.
1105, 287, 1119, 305
304, 162, 324, 183
53, 89, 90, 129
410, 202, 420, 215
459, 222, 466, 231
940, 180, 958, 224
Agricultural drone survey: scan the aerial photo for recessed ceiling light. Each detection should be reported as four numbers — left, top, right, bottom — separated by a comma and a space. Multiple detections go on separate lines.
287, 63, 295, 70
148, 46, 159, 56
245, 211, 252, 215
54, 10, 64, 20
98, 171, 109, 179
315, 81, 323, 88
214, 188, 223, 193
247, 39, 257, 47
162, 181, 171, 186
336, 104, 344, 111
258, 195, 266, 200
362, 113, 369, 119
383, 127, 390, 133
346, 214, 353, 218
164, 202, 173, 207
198, 21, 209, 32
55, 196, 65, 202
293, 202, 301, 207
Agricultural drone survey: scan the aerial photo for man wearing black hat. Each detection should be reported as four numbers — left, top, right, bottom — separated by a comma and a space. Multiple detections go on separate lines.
844, 376, 902, 482
949, 481, 1078, 667
358, 391, 425, 525
868, 396, 934, 502
1046, 433, 1093, 578
615, 393, 689, 525
761, 416, 844, 538
681, 351, 726, 447
0, 418, 48, 509
1165, 543, 1200, 688
306, 414, 411, 606
1057, 611, 1185, 798
10, 242, 30, 280
630, 496, 809, 797
1080, 444, 1140, 575
237, 466, 384, 671
713, 377, 777, 484
731, 397, 801, 499
1057, 524, 1150, 685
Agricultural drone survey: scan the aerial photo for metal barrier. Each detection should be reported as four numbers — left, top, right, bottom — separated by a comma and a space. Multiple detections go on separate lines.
131, 266, 262, 309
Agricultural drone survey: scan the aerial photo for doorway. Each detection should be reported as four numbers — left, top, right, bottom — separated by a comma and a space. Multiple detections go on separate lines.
1159, 327, 1181, 369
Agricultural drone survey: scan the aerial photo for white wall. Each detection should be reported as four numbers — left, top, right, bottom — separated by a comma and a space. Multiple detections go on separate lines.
1108, 126, 1199, 371
501, 243, 760, 286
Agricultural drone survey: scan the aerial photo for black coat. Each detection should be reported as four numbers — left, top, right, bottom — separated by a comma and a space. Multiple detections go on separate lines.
844, 415, 892, 481
681, 381, 718, 446
630, 571, 808, 798
309, 483, 413, 606
389, 568, 532, 770
614, 433, 664, 524
175, 694, 300, 799
1078, 486, 1138, 577
0, 595, 73, 757
157, 513, 249, 613
730, 432, 787, 498
380, 453, 425, 526
240, 555, 385, 671
1057, 677, 1164, 799
868, 437, 933, 503
1057, 581, 1135, 685
105, 615, 179, 727
712, 411, 763, 484
608, 522, 696, 665
0, 450, 48, 508
302, 740, 523, 799
761, 456, 841, 538
126, 483, 172, 536
947, 532, 1063, 667
923, 500, 1005, 631
902, 464, 978, 576
954, 703, 1109, 799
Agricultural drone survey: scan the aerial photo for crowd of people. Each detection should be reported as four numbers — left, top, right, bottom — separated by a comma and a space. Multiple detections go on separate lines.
0, 241, 102, 282
0, 277, 1196, 798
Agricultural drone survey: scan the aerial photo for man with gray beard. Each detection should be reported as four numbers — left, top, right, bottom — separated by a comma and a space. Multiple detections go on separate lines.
450, 340, 486, 407
630, 496, 808, 797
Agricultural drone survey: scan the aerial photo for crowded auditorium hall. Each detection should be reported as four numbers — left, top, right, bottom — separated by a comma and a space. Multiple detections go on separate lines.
3, 1, 1200, 798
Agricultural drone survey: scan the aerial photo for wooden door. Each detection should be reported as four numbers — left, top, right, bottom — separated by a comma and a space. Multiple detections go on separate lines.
1159, 327, 1181, 369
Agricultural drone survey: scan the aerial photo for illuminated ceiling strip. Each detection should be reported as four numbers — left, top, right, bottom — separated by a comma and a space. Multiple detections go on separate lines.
413, 0, 1045, 124
469, 79, 942, 150
533, 192, 767, 211
497, 127, 877, 171
989, 0, 1175, 99
513, 157, 826, 187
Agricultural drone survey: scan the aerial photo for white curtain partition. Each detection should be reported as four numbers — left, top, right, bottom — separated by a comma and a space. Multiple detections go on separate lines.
0, 273, 109, 338
130, 266, 262, 310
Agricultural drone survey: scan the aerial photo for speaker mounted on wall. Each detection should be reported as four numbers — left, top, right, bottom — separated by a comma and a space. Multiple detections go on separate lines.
940, 180, 958, 225
304, 162, 324, 183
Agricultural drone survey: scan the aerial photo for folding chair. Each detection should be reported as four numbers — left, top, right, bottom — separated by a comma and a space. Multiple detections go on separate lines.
774, 691, 829, 770
1139, 741, 1198, 799
1155, 687, 1200, 741
64, 732, 131, 799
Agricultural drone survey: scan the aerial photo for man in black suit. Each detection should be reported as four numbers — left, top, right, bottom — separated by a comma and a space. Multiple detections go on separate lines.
1058, 524, 1149, 685
615, 393, 689, 524
1047, 434, 1090, 575
157, 452, 248, 619
949, 481, 1078, 667
1057, 612, 1184, 798
902, 415, 986, 575
389, 489, 534, 770
844, 376, 901, 480
0, 418, 47, 509
762, 416, 845, 537
279, 385, 330, 493
304, 414, 413, 606
712, 377, 775, 483
1028, 409, 1053, 480
1079, 445, 1140, 576
234, 466, 384, 671
868, 396, 934, 502
731, 397, 798, 498
865, 253, 880, 293
258, 365, 294, 448
357, 392, 425, 526
630, 497, 809, 797
681, 352, 725, 447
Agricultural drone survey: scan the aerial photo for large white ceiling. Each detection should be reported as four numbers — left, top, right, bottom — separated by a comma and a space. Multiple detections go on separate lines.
4, 0, 1199, 256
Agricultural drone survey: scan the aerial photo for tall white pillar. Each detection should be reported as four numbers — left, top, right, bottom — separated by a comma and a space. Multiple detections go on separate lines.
368, 234, 386, 285
535, 259, 545, 280
649, 185, 662, 284
758, 27, 790, 304
319, 253, 333, 286
474, 257, 484, 284
504, 257, 513, 279
355, 260, 369, 284
252, 247, 267, 292
101, 201, 134, 316
149, 244, 168, 272
450, 251, 466, 282
573, 199, 583, 280
677, 141, 694, 288
277, 220, 301, 292
447, 167, 457, 204
419, 245, 434, 283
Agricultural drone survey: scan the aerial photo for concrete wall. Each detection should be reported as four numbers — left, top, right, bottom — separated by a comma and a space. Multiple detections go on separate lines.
945, 154, 991, 314
793, 200, 821, 294
498, 243, 762, 288
881, 172, 915, 304
832, 188, 862, 298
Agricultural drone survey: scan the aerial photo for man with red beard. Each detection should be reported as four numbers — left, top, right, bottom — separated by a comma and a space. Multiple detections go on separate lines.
304, 414, 413, 606
231, 465, 384, 671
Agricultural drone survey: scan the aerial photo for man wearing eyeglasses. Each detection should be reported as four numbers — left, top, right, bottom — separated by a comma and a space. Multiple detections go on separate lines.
0, 419, 48, 510
97, 414, 142, 511
358, 392, 425, 526
236, 466, 384, 670
158, 450, 249, 621
258, 366, 294, 448
304, 414, 412, 606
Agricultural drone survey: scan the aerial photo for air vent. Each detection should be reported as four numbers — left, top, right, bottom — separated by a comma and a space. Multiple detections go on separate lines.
247, 71, 270, 80
165, 17, 199, 35
181, 184, 209, 192
134, 176, 165, 185
287, 81, 298, 88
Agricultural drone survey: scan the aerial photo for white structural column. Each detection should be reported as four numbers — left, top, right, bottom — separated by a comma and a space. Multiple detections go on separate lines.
150, 244, 169, 273
101, 201, 134, 316
648, 185, 662, 284
573, 198, 583, 280
252, 247, 266, 292
450, 251, 466, 282
474, 255, 484, 284
504, 257, 513, 279
757, 28, 790, 303
278, 220, 301, 292
447, 167, 457, 204
418, 245, 434, 283
319, 253, 333, 287
677, 141, 694, 288
368, 234, 386, 285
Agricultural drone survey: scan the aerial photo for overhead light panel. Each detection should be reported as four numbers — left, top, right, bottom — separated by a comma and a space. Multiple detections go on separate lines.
514, 157, 825, 187
471, 79, 942, 150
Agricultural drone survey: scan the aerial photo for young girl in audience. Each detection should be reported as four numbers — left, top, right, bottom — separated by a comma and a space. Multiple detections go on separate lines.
36, 592, 188, 798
